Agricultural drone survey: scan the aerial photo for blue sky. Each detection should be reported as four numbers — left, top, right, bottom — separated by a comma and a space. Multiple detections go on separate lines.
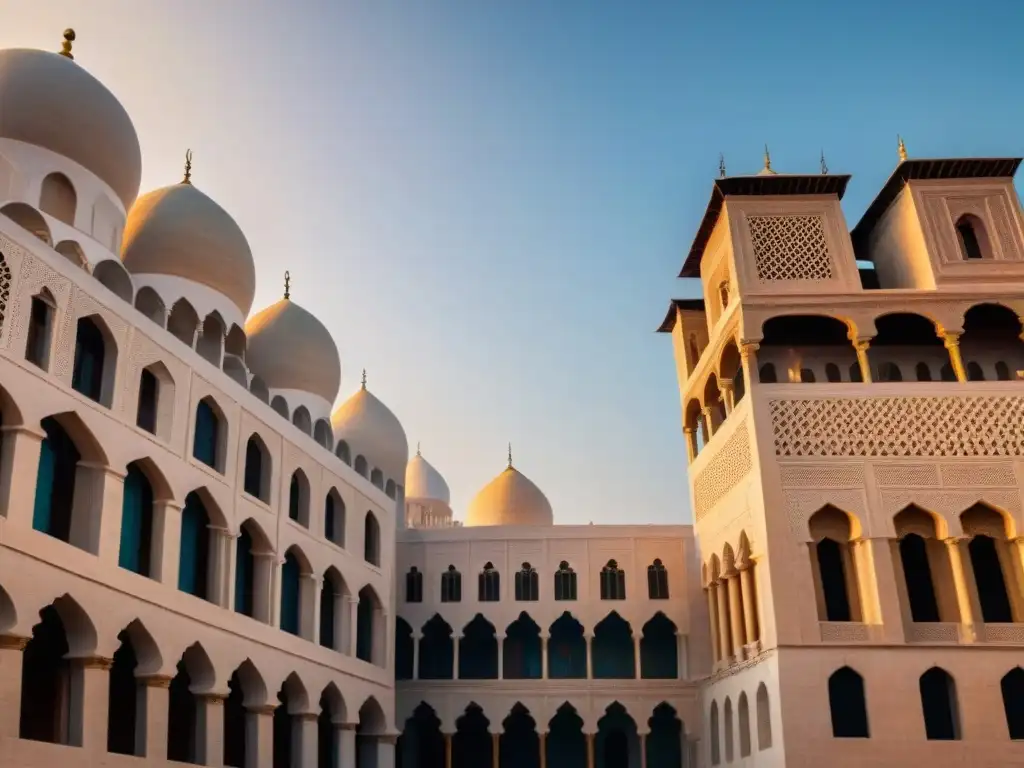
6, 0, 1023, 524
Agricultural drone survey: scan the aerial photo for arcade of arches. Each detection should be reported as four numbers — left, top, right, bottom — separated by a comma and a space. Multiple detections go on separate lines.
398, 701, 690, 768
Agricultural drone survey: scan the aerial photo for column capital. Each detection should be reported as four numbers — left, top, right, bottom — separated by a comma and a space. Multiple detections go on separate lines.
378, 734, 399, 744
0, 634, 29, 651
339, 722, 359, 731
138, 673, 174, 689
200, 692, 227, 704
850, 336, 872, 351
248, 704, 278, 715
941, 330, 963, 345
718, 378, 734, 392
297, 712, 319, 722
78, 461, 125, 480
943, 535, 970, 546
738, 340, 760, 355
75, 655, 114, 670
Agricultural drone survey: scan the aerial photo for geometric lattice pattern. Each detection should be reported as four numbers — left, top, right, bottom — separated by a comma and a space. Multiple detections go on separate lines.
749, 215, 833, 282
693, 421, 752, 520
771, 396, 1024, 457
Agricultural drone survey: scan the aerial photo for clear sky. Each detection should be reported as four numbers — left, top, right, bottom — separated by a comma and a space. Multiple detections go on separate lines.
5, 1, 1023, 525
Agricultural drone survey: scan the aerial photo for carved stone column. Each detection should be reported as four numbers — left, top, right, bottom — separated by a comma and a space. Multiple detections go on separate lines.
453, 634, 461, 679
249, 704, 276, 768
739, 341, 759, 392
701, 406, 716, 439
633, 634, 642, 679
739, 563, 758, 648
346, 596, 359, 656
152, 499, 182, 587
942, 332, 967, 382
497, 636, 504, 679
138, 674, 173, 759
705, 584, 720, 665
851, 337, 873, 383
683, 427, 697, 463
199, 693, 225, 767
945, 537, 977, 640
541, 633, 549, 678
719, 379, 735, 415
584, 631, 594, 678
298, 712, 319, 768
727, 571, 746, 658
412, 632, 421, 680
69, 655, 112, 749
715, 577, 732, 664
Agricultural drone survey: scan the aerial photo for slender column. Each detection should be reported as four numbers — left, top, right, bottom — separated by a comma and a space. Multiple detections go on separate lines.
347, 596, 359, 656
444, 733, 453, 768
298, 713, 319, 768
205, 527, 233, 609
453, 635, 461, 679
715, 577, 731, 664
378, 735, 397, 768
138, 674, 173, 759
585, 632, 594, 678
719, 380, 735, 414
739, 341, 759, 392
0, 635, 28, 737
497, 636, 504, 679
640, 732, 648, 768
943, 332, 967, 382
683, 427, 697, 463
302, 574, 319, 641
701, 406, 716, 439
675, 632, 688, 680
539, 732, 547, 768
412, 633, 421, 680
253, 552, 277, 623
0, 426, 43, 527
852, 338, 873, 383
68, 655, 112, 749
705, 584, 720, 665
269, 556, 284, 626
945, 537, 976, 640
249, 705, 276, 768
340, 723, 358, 768
586, 732, 595, 768
492, 732, 500, 768
633, 634, 642, 679
727, 572, 746, 659
541, 633, 549, 678
200, 693, 225, 767
739, 563, 758, 647
152, 500, 182, 587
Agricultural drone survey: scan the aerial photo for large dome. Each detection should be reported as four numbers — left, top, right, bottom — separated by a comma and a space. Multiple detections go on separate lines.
246, 297, 341, 403
121, 181, 256, 316
332, 381, 409, 482
406, 449, 450, 505
467, 459, 553, 527
0, 39, 142, 208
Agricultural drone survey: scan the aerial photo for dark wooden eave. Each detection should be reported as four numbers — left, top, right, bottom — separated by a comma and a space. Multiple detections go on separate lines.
655, 298, 706, 333
678, 173, 851, 277
851, 157, 1021, 251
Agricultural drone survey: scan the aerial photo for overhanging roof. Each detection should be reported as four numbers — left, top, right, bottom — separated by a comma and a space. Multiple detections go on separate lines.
851, 157, 1021, 249
679, 173, 851, 277
655, 298, 706, 333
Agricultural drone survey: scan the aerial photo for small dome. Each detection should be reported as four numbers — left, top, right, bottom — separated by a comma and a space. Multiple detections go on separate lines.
467, 458, 553, 527
0, 42, 142, 207
246, 297, 341, 403
121, 181, 256, 316
332, 381, 408, 482
405, 449, 450, 505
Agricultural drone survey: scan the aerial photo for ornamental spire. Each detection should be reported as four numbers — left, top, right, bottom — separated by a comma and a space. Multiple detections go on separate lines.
361, 369, 367, 390
507, 443, 513, 470
59, 29, 75, 59
182, 149, 193, 185
763, 144, 772, 173
718, 153, 727, 178
820, 149, 829, 175
898, 135, 908, 162
283, 270, 291, 300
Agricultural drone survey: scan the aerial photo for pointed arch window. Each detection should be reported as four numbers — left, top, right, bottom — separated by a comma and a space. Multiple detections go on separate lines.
647, 559, 669, 599
25, 291, 55, 369
514, 563, 539, 601
243, 435, 270, 502
600, 559, 626, 600
441, 565, 462, 603
920, 667, 960, 740
136, 369, 159, 434
363, 512, 380, 566
479, 562, 500, 602
829, 666, 869, 738
119, 463, 154, 577
72, 317, 110, 404
406, 567, 423, 603
1001, 667, 1024, 740
956, 215, 986, 260
192, 398, 221, 471
554, 561, 577, 601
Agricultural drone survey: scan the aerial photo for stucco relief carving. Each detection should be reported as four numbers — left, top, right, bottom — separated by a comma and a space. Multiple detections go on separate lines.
53, 285, 130, 385
981, 624, 1024, 644
770, 396, 1024, 458
778, 463, 864, 488
819, 621, 869, 643
785, 489, 867, 539
873, 463, 940, 487
748, 215, 833, 282
6, 248, 71, 354
940, 462, 1017, 487
879, 489, 1021, 521
693, 421, 752, 521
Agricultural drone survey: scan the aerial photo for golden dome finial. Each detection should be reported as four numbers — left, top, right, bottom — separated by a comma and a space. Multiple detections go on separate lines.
763, 144, 772, 172
182, 149, 193, 185
820, 149, 829, 175
361, 369, 367, 390
897, 135, 908, 162
59, 29, 75, 59
718, 153, 727, 178
507, 442, 513, 470
283, 270, 291, 300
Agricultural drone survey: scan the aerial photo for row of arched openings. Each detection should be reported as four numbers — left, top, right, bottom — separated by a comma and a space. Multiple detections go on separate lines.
394, 611, 679, 681
406, 560, 670, 604
399, 701, 685, 768
708, 684, 772, 765
827, 665, 1024, 741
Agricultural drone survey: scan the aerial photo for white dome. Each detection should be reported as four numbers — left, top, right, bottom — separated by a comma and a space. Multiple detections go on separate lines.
466, 457, 553, 527
121, 180, 256, 317
405, 449, 450, 505
246, 297, 341, 403
331, 381, 408, 482
0, 36, 142, 207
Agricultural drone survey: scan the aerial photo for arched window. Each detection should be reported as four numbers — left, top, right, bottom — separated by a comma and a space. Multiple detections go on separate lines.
136, 369, 159, 434
800, 367, 816, 383
756, 682, 772, 750
406, 567, 423, 603
955, 215, 986, 260
354, 455, 368, 477
962, 504, 1016, 623
738, 693, 751, 757
394, 618, 414, 680
724, 698, 734, 762
320, 569, 344, 650
459, 615, 498, 679
291, 405, 311, 435
709, 701, 720, 765
33, 417, 81, 545
920, 667, 960, 740
243, 435, 270, 502
280, 551, 301, 635
324, 490, 345, 546
192, 398, 222, 471
849, 361, 863, 382
356, 587, 381, 664
967, 361, 985, 381
829, 666, 869, 737
271, 395, 289, 420
385, 479, 396, 499
39, 172, 76, 224
548, 612, 586, 678
479, 562, 500, 602
1001, 667, 1024, 740
419, 615, 455, 680
514, 563, 538, 601
288, 470, 309, 527
996, 361, 1012, 380
119, 463, 155, 577
441, 565, 462, 603
72, 316, 113, 405
178, 492, 211, 600
758, 363, 777, 383
336, 440, 351, 465
370, 467, 384, 489
825, 363, 841, 382
915, 362, 932, 381
503, 613, 542, 679
25, 291, 55, 369
19, 604, 75, 744
234, 523, 257, 617
940, 362, 956, 381
898, 532, 941, 623
877, 362, 902, 382
592, 611, 634, 678
600, 559, 626, 600
363, 512, 380, 566
647, 559, 669, 599
554, 561, 577, 600
639, 612, 677, 679
808, 506, 860, 622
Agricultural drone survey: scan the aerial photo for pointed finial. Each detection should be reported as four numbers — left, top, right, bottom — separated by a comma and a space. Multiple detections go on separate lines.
763, 144, 772, 172
820, 149, 829, 175
718, 153, 727, 179
361, 369, 367, 390
417, 442, 421, 457
283, 270, 291, 300
182, 149, 193, 185
507, 443, 513, 470
897, 135, 908, 162
59, 29, 75, 59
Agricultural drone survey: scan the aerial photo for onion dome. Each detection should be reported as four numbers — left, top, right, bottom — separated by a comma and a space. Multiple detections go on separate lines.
245, 275, 341, 403
331, 372, 409, 482
466, 446, 553, 527
405, 446, 450, 505
0, 30, 142, 207
121, 152, 256, 316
